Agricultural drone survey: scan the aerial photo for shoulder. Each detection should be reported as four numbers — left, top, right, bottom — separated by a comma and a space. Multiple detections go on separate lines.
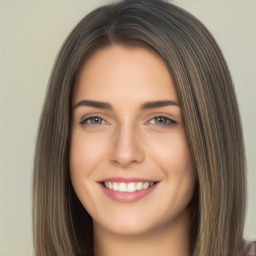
247, 241, 256, 256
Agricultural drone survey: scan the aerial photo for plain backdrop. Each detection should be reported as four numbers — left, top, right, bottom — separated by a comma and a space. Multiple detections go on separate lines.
0, 0, 255, 255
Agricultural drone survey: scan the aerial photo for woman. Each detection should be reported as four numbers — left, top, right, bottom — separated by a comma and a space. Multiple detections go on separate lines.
33, 0, 254, 255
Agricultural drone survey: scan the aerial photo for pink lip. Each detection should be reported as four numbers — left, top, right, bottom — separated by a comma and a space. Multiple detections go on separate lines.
98, 180, 159, 203
98, 177, 156, 183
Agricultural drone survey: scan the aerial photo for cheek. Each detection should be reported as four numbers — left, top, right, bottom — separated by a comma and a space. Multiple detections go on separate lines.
69, 130, 108, 181
69, 130, 110, 212
148, 129, 193, 173
164, 131, 195, 190
148, 129, 196, 205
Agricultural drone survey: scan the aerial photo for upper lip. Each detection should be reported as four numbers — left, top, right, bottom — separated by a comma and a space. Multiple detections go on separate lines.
98, 177, 158, 183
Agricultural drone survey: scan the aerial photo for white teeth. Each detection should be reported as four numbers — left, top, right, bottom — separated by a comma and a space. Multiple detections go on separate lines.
113, 182, 119, 191
143, 182, 149, 189
136, 182, 143, 190
104, 181, 155, 192
119, 182, 126, 192
127, 182, 136, 192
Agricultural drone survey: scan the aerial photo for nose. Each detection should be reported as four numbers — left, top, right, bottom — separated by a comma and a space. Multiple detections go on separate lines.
109, 122, 145, 167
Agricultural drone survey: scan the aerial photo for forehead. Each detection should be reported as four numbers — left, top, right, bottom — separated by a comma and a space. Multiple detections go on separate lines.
73, 45, 178, 104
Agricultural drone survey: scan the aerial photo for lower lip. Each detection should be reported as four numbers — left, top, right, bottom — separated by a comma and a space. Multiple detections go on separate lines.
99, 183, 159, 202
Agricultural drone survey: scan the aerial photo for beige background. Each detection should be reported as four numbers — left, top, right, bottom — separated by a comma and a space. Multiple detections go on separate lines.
0, 0, 255, 255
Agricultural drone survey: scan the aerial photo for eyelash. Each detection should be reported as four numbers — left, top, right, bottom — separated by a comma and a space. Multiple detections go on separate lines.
80, 116, 107, 125
80, 115, 177, 127
147, 116, 177, 126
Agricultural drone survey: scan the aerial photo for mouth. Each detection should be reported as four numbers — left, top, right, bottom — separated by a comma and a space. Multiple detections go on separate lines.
98, 178, 160, 202
101, 181, 158, 193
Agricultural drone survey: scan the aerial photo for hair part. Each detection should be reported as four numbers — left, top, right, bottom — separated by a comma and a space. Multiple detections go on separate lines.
33, 0, 246, 255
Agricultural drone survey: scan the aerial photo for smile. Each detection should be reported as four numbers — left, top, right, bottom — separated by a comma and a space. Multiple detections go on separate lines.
103, 181, 156, 192
98, 178, 159, 202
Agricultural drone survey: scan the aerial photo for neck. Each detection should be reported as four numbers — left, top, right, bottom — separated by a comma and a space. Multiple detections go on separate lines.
93, 208, 192, 256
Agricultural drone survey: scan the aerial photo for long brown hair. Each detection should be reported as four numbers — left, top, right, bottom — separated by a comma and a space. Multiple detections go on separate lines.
33, 0, 246, 255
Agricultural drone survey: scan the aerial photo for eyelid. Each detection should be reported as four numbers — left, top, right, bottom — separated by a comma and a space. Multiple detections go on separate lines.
146, 114, 177, 126
78, 113, 178, 126
80, 114, 109, 125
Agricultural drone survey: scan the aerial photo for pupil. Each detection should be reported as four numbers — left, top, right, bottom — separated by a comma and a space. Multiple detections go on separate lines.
156, 117, 166, 124
92, 117, 101, 124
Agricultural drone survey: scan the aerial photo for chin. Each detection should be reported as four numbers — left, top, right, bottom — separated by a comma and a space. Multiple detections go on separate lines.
94, 218, 158, 237
92, 206, 189, 237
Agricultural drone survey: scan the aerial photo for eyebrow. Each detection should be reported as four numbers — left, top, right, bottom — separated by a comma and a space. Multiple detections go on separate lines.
73, 99, 180, 110
141, 100, 180, 109
73, 100, 112, 110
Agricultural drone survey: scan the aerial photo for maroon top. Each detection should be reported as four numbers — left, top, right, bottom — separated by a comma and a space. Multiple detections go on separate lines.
247, 241, 256, 256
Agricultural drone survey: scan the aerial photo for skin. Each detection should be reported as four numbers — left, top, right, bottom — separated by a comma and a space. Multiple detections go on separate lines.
70, 45, 196, 256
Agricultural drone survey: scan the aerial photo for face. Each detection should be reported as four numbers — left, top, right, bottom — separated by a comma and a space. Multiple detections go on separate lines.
70, 45, 196, 236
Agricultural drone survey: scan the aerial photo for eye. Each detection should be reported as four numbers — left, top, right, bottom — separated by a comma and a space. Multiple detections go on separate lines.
80, 116, 107, 125
148, 116, 176, 126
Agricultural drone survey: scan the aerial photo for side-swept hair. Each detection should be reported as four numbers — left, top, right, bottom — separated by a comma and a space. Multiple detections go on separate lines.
33, 0, 246, 255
